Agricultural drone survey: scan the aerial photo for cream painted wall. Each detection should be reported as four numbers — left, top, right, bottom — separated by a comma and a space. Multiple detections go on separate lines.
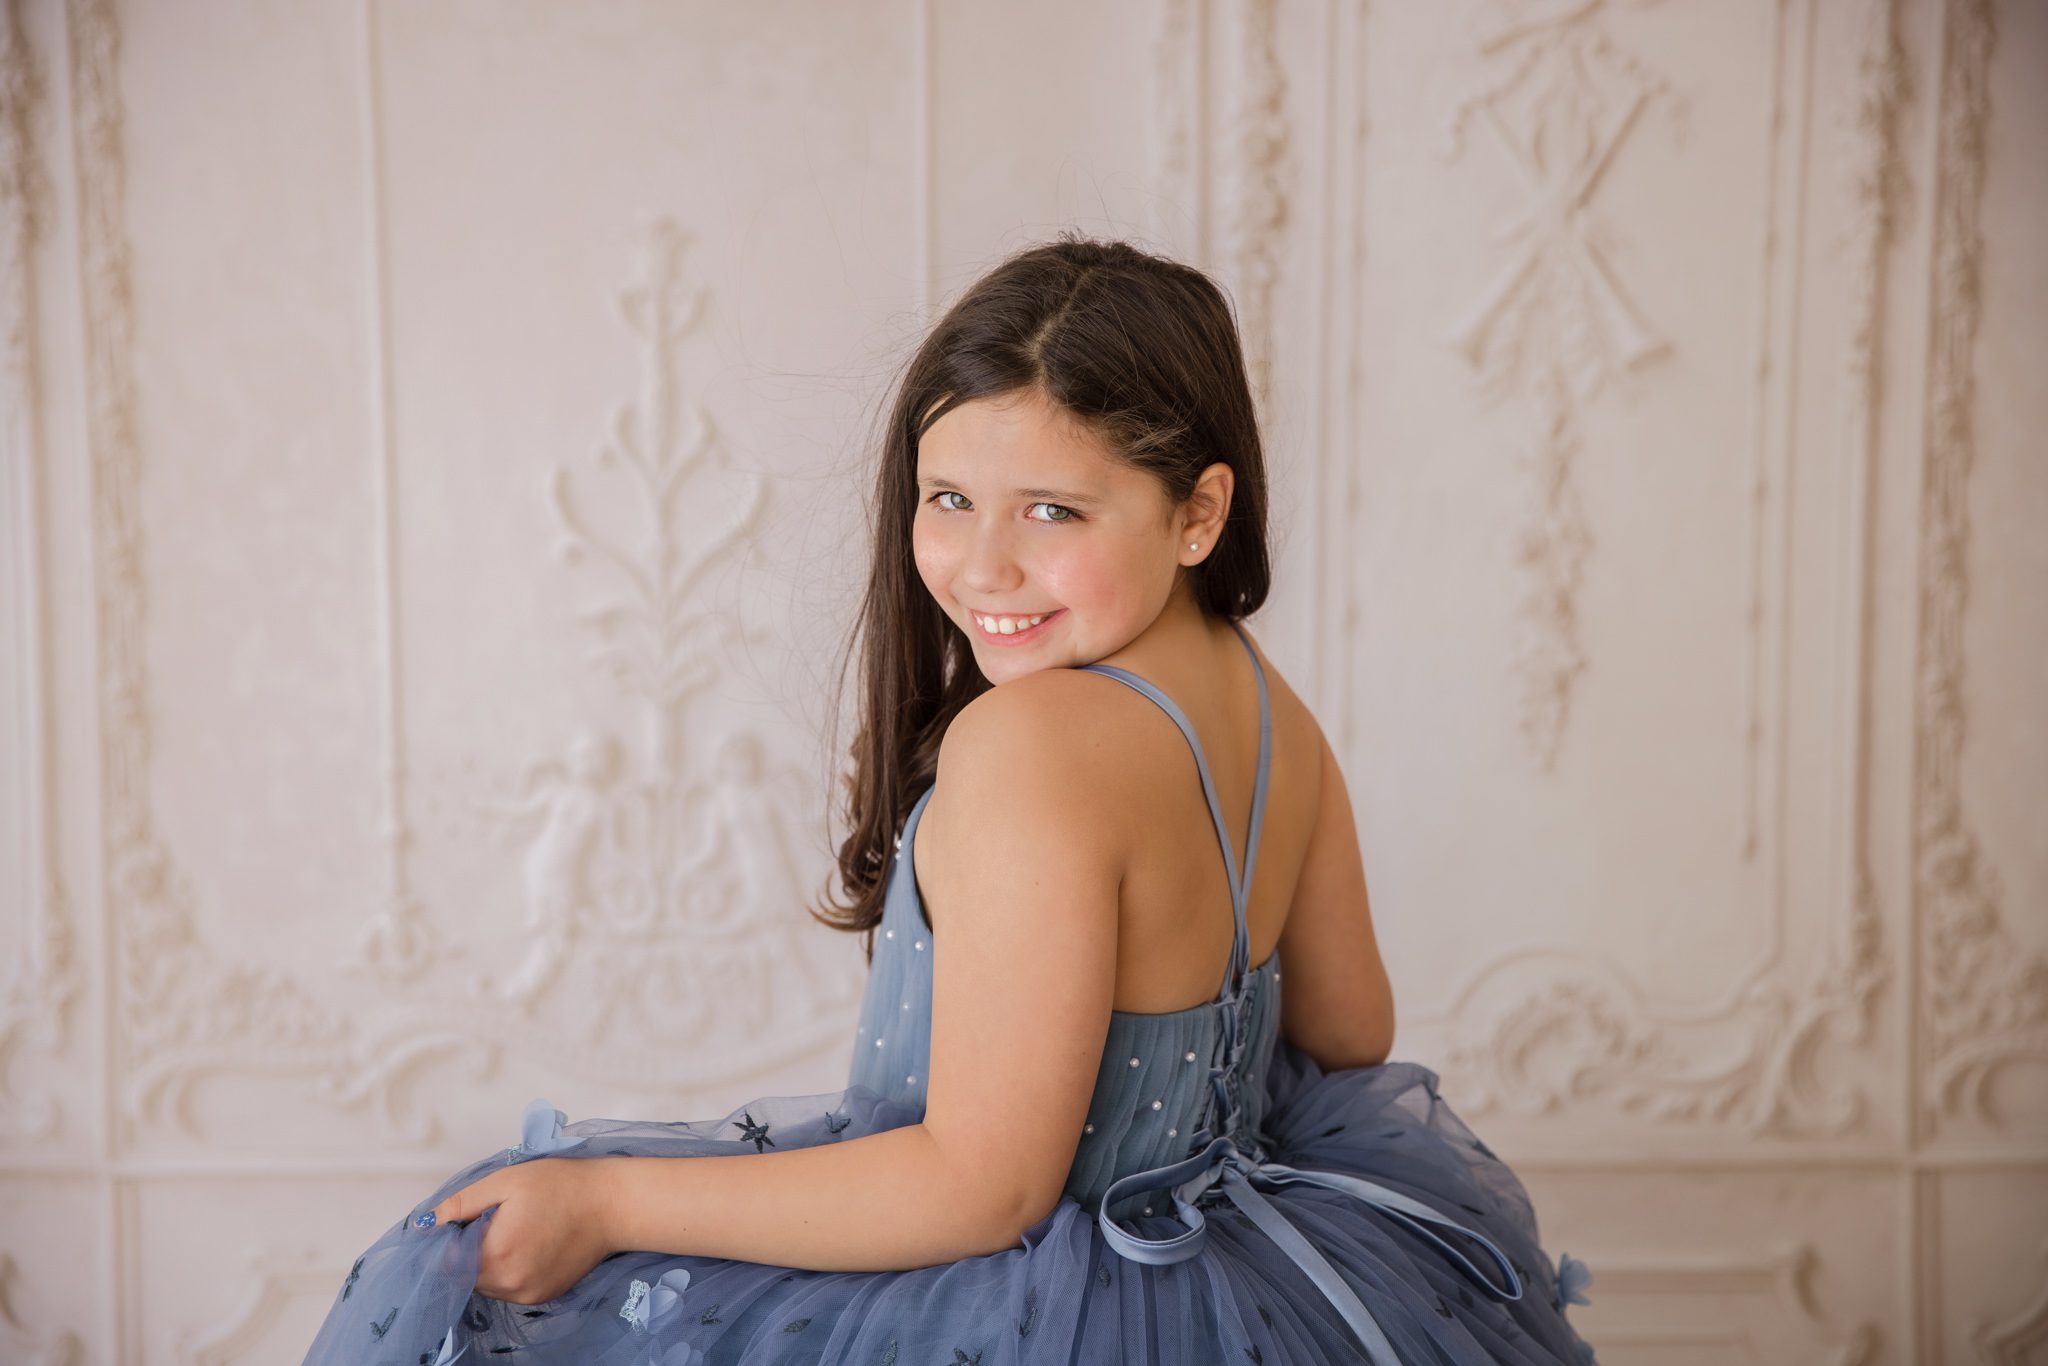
1, 0, 2043, 1361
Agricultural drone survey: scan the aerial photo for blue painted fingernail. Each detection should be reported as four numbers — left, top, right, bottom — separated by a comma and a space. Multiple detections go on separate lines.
414, 1211, 437, 1230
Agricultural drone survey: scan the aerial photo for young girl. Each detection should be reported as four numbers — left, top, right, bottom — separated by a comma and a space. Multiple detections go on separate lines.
302, 236, 1599, 1365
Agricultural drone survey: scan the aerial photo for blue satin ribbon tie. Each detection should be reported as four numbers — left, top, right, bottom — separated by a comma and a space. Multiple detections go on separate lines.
1094, 988, 1524, 1365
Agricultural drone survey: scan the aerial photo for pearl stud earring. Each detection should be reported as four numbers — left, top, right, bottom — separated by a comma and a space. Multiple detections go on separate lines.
1189, 542, 1199, 551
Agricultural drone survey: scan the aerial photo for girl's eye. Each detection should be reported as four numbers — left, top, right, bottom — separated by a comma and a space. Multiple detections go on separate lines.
924, 492, 1078, 524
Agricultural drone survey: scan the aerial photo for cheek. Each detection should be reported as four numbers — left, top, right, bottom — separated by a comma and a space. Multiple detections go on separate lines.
1035, 538, 1150, 610
910, 523, 951, 595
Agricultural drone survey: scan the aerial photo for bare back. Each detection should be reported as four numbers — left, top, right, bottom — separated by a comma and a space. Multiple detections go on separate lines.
1030, 621, 1397, 1069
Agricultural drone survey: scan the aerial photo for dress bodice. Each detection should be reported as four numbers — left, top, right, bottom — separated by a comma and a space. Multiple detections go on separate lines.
843, 623, 1528, 1361
847, 620, 1283, 1222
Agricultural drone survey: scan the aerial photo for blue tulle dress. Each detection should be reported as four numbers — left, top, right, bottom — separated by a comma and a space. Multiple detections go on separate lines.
302, 622, 1599, 1364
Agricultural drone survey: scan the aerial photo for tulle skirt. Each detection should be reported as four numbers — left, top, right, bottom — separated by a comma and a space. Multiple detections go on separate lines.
302, 1041, 1597, 1365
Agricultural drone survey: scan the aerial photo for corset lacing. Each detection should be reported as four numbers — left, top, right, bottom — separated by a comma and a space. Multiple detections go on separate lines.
1080, 624, 1526, 1364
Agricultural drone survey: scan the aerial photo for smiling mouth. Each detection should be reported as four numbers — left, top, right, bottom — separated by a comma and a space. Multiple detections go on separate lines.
969, 608, 1062, 644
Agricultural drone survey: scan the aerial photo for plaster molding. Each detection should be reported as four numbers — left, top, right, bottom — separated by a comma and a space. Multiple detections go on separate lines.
433, 218, 858, 1087
1582, 1243, 1880, 1362
1218, 0, 1290, 417
0, 1253, 81, 1366
1915, 0, 2048, 1138
0, 0, 81, 1147
175, 1246, 335, 1366
66, 0, 444, 1149
1425, 0, 1895, 1138
1144, 0, 1200, 255
1439, 0, 1682, 772
1971, 1241, 2048, 1364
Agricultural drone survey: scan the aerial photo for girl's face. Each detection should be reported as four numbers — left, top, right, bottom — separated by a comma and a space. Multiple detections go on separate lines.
912, 388, 1193, 684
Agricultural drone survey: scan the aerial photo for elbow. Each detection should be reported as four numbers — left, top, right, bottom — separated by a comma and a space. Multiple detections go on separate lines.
1362, 991, 1396, 1065
993, 1184, 1061, 1252
1289, 988, 1396, 1072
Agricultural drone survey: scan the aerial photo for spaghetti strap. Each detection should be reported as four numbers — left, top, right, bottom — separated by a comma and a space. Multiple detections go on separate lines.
1075, 619, 1272, 998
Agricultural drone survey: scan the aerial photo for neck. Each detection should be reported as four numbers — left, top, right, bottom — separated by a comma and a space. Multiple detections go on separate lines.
1090, 580, 1221, 679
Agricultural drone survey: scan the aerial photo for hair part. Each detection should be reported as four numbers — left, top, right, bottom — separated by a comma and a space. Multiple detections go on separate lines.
806, 232, 1272, 962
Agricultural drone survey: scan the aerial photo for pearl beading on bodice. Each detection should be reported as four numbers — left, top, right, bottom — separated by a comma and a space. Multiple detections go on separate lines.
1074, 626, 1527, 1366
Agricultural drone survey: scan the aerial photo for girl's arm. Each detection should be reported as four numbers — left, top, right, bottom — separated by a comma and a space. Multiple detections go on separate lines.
601, 670, 1129, 1273
1274, 719, 1394, 1070
596, 1122, 1021, 1271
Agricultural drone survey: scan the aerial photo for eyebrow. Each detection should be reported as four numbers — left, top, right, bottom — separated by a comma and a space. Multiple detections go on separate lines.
916, 476, 1104, 507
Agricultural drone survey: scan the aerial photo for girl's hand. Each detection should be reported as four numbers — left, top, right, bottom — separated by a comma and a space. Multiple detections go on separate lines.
427, 1157, 620, 1305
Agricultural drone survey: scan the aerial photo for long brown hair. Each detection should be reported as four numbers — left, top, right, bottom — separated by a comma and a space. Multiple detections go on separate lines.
808, 233, 1272, 963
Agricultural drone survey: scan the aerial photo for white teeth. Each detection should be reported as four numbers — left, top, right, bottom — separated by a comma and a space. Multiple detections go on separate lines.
975, 612, 1048, 635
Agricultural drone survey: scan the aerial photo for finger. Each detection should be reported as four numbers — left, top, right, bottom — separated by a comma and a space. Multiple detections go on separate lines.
429, 1173, 502, 1229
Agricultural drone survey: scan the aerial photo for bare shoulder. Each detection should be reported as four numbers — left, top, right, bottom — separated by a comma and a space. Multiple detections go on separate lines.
932, 670, 1150, 845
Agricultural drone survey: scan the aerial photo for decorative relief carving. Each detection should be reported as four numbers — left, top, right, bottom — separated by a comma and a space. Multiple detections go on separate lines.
1571, 1243, 1880, 1361
0, 0, 83, 1147
1439, 0, 1682, 769
175, 1246, 334, 1366
1917, 0, 2048, 1137
1144, 0, 1199, 252
1219, 0, 1289, 415
1439, 921, 1884, 1136
447, 218, 856, 1082
1147, 0, 1289, 413
0, 1253, 81, 1366
1428, 0, 1895, 1137
1972, 1241, 2048, 1365
356, 0, 440, 993
67, 0, 490, 1147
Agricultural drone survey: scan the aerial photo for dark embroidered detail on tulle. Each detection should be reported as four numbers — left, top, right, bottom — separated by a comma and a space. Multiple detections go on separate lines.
1472, 1136, 1497, 1159
1377, 1128, 1403, 1139
1458, 1201, 1488, 1217
735, 1110, 776, 1153
1096, 1264, 1112, 1288
342, 1256, 363, 1300
1256, 1304, 1273, 1328
490, 1349, 516, 1356
1434, 1293, 1453, 1318
1016, 1286, 1039, 1336
370, 1308, 397, 1339
463, 1302, 490, 1332
780, 1273, 796, 1281
520, 1308, 546, 1318
1231, 1212, 1257, 1232
1456, 1284, 1475, 1308
949, 1350, 983, 1364
879, 1341, 898, 1365
605, 1147, 632, 1156
700, 1302, 723, 1324
1242, 1346, 1263, 1363
419, 1350, 437, 1364
1318, 1124, 1345, 1137
824, 1108, 852, 1133
781, 1317, 811, 1332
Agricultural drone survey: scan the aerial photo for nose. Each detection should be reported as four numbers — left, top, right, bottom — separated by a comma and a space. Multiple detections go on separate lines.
959, 520, 1023, 597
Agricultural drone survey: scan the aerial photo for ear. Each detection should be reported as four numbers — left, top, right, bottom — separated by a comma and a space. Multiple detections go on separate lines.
1181, 462, 1235, 555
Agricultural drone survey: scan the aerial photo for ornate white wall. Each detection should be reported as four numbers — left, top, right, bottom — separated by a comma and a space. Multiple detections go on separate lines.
1, 1, 2042, 1361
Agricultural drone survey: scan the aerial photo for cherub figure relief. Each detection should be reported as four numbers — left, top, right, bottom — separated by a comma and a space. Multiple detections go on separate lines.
482, 729, 630, 1011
